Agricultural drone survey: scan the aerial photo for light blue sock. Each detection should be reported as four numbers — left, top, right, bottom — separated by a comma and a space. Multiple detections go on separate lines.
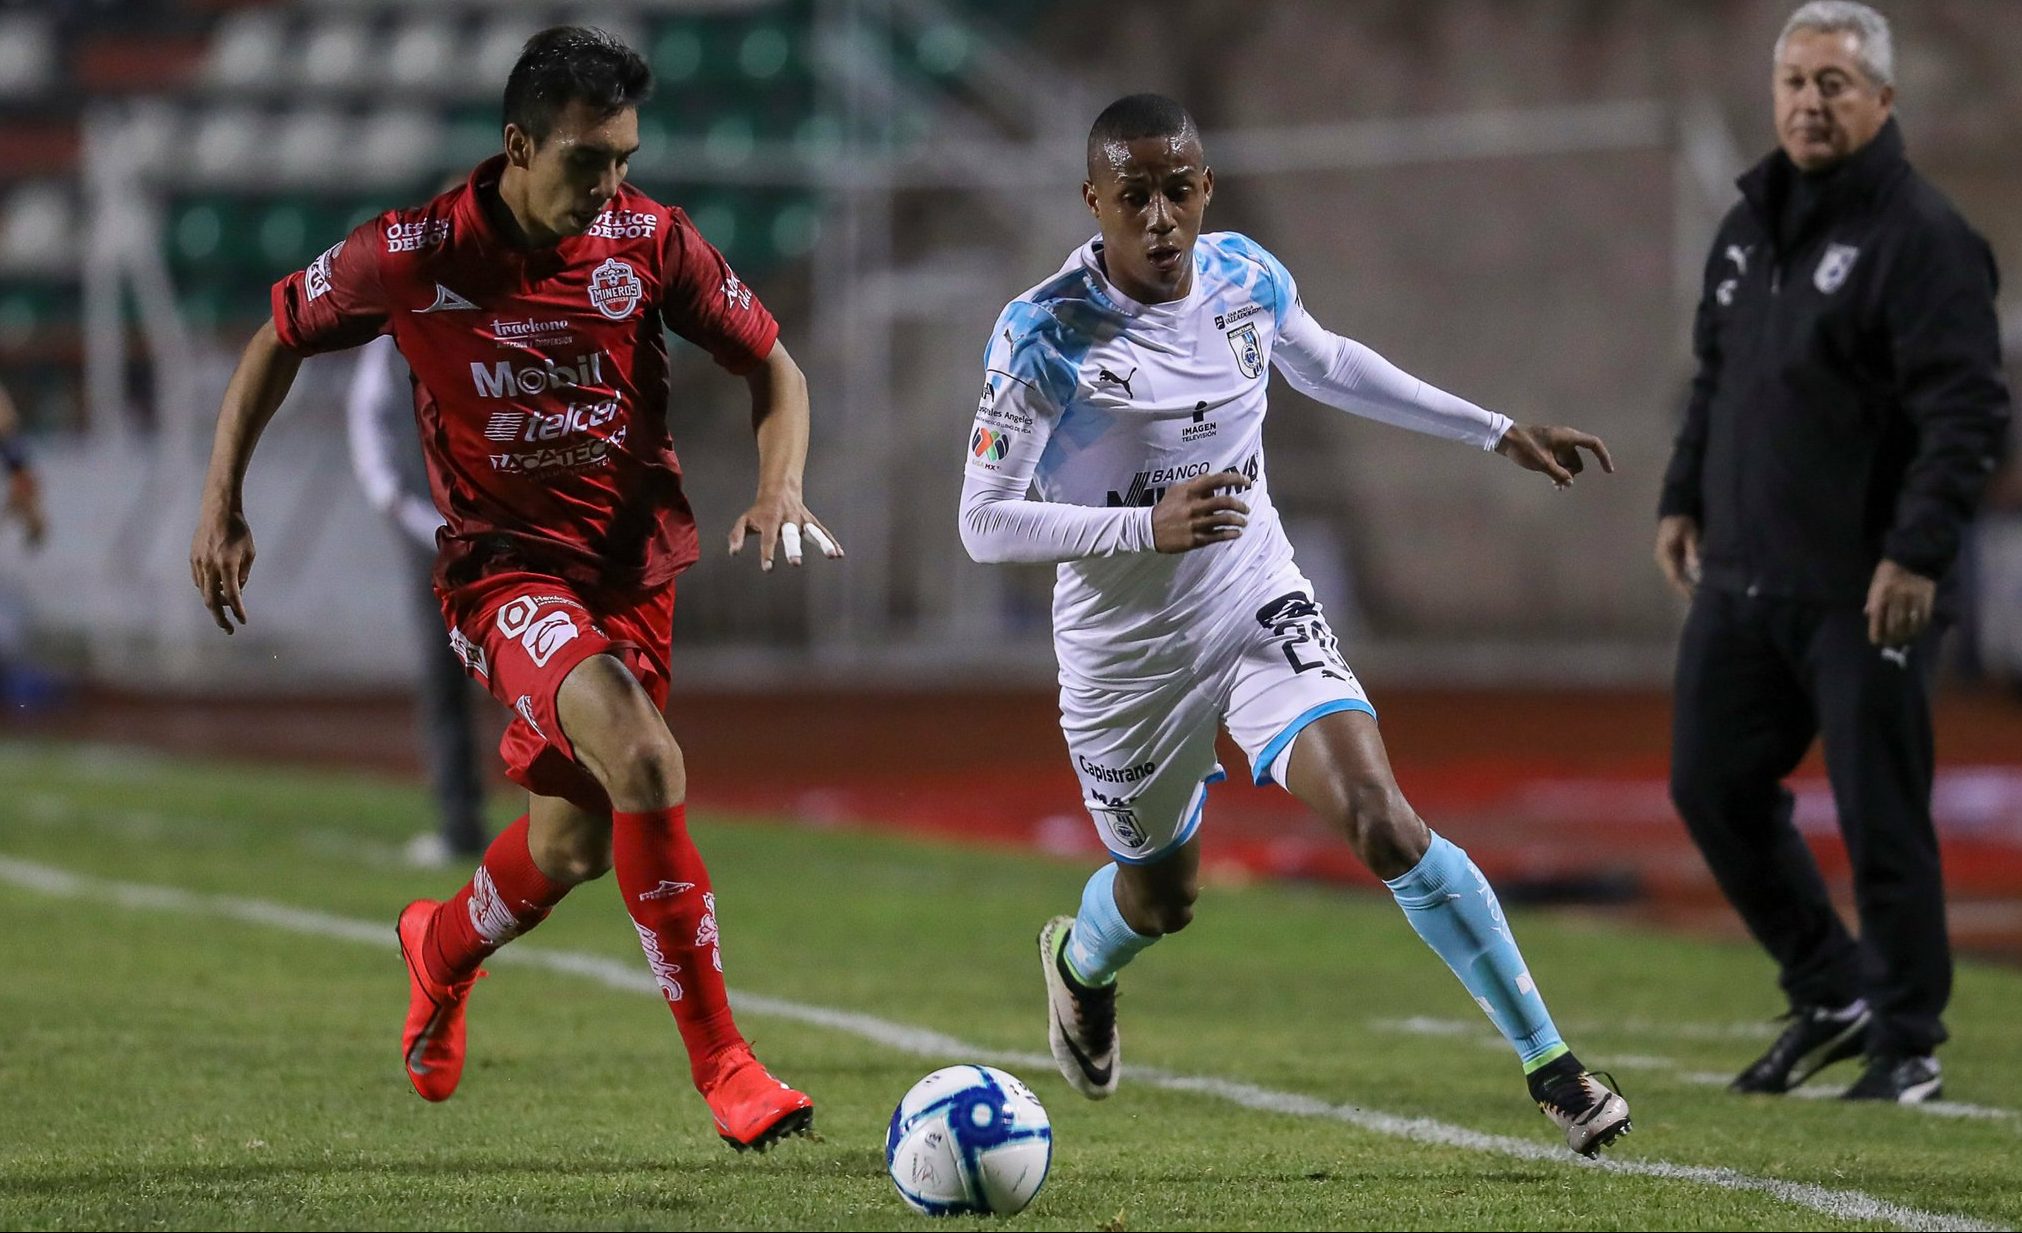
1062, 864, 1156, 987
1384, 832, 1567, 1071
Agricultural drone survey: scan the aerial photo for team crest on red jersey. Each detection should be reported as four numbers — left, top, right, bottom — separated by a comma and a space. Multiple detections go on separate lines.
589, 257, 643, 320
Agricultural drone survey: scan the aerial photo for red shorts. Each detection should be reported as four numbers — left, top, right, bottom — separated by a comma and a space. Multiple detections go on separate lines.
439, 570, 675, 814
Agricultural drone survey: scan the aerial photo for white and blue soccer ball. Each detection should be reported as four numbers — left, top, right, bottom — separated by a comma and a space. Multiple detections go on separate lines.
885, 1065, 1053, 1216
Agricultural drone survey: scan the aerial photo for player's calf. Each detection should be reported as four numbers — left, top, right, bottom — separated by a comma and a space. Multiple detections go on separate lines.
1308, 771, 1429, 881
424, 814, 575, 987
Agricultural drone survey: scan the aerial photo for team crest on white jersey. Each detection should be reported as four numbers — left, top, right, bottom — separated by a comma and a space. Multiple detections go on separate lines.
589, 257, 643, 319
1814, 243, 1859, 294
1226, 322, 1263, 379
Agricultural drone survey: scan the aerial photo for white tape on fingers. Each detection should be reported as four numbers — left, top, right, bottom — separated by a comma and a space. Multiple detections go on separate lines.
781, 522, 803, 564
804, 523, 840, 557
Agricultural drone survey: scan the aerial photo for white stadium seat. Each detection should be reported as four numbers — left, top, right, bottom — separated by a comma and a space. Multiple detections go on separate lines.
189, 107, 270, 186
356, 110, 446, 183
0, 13, 53, 98
297, 20, 375, 91
470, 17, 541, 89
0, 184, 75, 276
272, 109, 350, 186
385, 20, 456, 90
204, 10, 288, 90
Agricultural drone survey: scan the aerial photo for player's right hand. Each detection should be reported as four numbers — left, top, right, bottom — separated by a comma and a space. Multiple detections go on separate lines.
190, 507, 256, 635
1152, 470, 1251, 554
1654, 514, 1701, 600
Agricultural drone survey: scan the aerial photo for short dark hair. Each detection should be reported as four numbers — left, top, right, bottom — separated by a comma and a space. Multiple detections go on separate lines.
502, 26, 653, 145
1086, 93, 1200, 177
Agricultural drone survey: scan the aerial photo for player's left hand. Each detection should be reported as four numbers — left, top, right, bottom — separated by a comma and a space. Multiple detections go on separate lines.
4, 469, 45, 551
1495, 423, 1615, 489
1866, 558, 1935, 648
728, 489, 845, 572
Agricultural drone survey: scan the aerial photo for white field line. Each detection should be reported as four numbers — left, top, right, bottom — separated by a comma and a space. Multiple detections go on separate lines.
0, 855, 2009, 1233
15, 791, 415, 867
1371, 1017, 2019, 1123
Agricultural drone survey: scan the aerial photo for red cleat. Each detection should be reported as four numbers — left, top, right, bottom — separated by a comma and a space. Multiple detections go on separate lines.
396, 899, 482, 1103
700, 1044, 814, 1152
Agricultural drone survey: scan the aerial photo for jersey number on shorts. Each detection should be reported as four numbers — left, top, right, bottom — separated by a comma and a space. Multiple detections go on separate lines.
1256, 592, 1350, 682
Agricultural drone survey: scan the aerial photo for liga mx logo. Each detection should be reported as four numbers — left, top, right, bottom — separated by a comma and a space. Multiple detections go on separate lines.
971, 426, 1012, 462
589, 257, 642, 320
1226, 322, 1263, 378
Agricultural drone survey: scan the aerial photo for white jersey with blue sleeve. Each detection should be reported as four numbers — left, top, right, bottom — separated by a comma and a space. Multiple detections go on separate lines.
959, 231, 1512, 685
957, 232, 1515, 865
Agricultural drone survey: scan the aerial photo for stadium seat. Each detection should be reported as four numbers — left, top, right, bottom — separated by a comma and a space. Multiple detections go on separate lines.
296, 20, 376, 92
0, 184, 76, 277
189, 108, 270, 187
0, 12, 55, 99
383, 19, 456, 91
470, 17, 537, 91
270, 110, 350, 187
356, 110, 444, 184
204, 9, 288, 90
649, 26, 703, 84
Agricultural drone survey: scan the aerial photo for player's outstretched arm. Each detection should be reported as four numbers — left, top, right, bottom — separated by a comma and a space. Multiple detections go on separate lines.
190, 318, 303, 634
727, 340, 844, 571
1493, 424, 1616, 490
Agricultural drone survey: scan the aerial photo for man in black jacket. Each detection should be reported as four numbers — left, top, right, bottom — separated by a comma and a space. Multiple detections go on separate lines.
1657, 0, 2009, 1104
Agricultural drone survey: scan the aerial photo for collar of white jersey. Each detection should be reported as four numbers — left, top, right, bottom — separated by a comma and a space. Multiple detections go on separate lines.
1074, 237, 1201, 319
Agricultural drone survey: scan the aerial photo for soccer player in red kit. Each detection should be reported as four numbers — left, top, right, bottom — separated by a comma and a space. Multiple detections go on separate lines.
187, 27, 839, 1151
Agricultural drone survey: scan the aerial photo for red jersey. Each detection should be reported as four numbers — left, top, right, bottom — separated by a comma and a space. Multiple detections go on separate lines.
271, 155, 779, 591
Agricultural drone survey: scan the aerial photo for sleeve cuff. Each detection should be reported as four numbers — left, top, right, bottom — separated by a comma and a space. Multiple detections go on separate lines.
1129, 506, 1157, 553
1882, 536, 1952, 580
721, 316, 781, 376
269, 281, 307, 353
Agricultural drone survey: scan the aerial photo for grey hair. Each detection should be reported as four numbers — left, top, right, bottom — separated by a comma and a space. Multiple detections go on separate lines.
1776, 1, 1895, 86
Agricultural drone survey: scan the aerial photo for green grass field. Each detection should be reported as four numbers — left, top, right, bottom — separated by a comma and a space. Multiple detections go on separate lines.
3, 740, 2019, 1231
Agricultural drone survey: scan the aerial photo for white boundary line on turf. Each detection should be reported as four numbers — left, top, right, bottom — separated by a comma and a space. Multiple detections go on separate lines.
1370, 1016, 2021, 1123
0, 854, 2007, 1233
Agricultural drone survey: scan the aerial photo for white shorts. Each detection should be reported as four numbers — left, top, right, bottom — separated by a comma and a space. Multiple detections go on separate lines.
1059, 583, 1373, 864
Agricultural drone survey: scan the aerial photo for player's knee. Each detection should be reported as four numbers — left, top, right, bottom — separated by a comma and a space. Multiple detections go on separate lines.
603, 733, 686, 808
1339, 779, 1427, 880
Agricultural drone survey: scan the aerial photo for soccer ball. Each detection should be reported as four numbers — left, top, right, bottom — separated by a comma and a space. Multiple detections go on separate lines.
885, 1065, 1053, 1216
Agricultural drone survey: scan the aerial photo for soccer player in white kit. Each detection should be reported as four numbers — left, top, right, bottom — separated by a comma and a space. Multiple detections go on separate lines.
959, 95, 1631, 1156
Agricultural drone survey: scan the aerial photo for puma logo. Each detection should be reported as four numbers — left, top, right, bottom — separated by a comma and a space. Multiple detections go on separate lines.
1095, 366, 1137, 399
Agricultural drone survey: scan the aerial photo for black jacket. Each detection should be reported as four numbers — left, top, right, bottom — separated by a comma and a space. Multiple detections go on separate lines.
1658, 119, 2010, 604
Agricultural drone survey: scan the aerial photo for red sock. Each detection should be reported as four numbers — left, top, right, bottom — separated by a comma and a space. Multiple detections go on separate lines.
424, 814, 570, 985
611, 804, 746, 1084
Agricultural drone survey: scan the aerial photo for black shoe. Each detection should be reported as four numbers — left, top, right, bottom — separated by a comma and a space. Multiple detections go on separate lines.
1039, 917, 1118, 1099
1841, 1053, 1943, 1104
1730, 1001, 1871, 1094
1528, 1054, 1632, 1158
